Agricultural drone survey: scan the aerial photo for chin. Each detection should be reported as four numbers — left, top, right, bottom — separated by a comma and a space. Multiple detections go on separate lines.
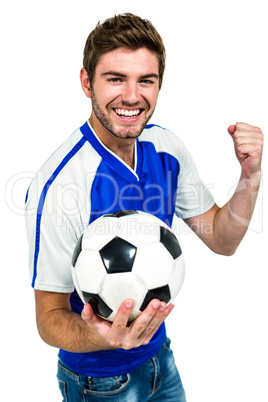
117, 121, 150, 139
115, 130, 143, 140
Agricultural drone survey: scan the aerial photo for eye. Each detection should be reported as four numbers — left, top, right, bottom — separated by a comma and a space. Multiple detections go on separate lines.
140, 79, 154, 85
108, 78, 123, 83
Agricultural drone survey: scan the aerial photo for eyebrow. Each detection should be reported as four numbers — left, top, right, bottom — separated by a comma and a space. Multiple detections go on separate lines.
141, 73, 159, 80
101, 71, 159, 80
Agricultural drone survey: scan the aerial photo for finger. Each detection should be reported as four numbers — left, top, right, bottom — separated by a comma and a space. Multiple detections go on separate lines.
81, 302, 95, 321
235, 143, 261, 159
82, 303, 109, 329
115, 299, 161, 349
127, 299, 163, 340
228, 124, 236, 135
139, 302, 175, 344
234, 133, 262, 143
233, 133, 263, 147
103, 299, 136, 349
110, 299, 134, 336
235, 122, 262, 132
228, 123, 262, 136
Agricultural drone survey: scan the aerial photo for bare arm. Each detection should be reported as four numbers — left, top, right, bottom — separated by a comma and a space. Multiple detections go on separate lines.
184, 123, 263, 255
35, 290, 173, 353
35, 290, 110, 352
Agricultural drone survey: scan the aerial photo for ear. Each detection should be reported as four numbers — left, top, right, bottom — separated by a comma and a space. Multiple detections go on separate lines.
80, 68, 92, 98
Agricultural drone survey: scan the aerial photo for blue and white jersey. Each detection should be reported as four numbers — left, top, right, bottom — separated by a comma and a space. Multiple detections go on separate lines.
25, 120, 215, 377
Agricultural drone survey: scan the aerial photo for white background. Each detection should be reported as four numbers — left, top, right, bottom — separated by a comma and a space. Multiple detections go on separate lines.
1, 1, 267, 401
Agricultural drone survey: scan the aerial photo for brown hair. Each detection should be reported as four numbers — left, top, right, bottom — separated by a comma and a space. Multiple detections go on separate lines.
83, 13, 166, 88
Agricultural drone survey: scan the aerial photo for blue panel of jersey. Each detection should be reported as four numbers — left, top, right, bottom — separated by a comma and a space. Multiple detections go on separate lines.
64, 122, 180, 377
89, 139, 180, 226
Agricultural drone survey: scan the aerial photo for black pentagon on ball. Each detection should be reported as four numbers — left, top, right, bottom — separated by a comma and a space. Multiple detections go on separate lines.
72, 234, 83, 267
103, 210, 138, 218
82, 291, 113, 318
100, 236, 137, 274
140, 285, 171, 312
160, 226, 182, 259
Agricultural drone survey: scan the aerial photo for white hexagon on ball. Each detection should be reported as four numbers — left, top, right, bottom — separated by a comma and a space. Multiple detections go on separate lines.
133, 242, 173, 290
82, 217, 118, 251
74, 250, 106, 293
100, 272, 148, 322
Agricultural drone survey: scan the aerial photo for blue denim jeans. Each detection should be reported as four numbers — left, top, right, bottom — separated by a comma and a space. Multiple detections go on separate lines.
57, 337, 186, 401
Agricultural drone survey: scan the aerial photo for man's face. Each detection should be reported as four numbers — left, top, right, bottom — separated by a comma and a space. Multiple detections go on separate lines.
88, 47, 160, 143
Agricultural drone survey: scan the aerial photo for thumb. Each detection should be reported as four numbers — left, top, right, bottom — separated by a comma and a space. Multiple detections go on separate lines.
81, 303, 95, 321
81, 302, 108, 329
81, 303, 112, 337
228, 124, 236, 135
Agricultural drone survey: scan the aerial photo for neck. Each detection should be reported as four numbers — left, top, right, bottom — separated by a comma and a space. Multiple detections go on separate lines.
89, 116, 136, 169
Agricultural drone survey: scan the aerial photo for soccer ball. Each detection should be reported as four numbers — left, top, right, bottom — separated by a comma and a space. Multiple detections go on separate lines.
71, 210, 185, 322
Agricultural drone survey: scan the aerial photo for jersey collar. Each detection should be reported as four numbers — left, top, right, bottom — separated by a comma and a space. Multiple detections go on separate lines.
80, 120, 142, 183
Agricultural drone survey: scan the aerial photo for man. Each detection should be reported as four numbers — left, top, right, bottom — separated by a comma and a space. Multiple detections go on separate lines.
25, 13, 263, 401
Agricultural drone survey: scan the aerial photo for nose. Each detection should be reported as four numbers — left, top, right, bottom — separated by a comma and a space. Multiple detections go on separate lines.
121, 81, 140, 106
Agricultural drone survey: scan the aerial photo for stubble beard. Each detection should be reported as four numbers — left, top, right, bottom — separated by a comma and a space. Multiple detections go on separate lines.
90, 91, 155, 140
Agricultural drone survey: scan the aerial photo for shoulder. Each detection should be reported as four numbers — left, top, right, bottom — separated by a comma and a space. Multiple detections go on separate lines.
25, 125, 100, 204
32, 127, 87, 179
139, 124, 193, 166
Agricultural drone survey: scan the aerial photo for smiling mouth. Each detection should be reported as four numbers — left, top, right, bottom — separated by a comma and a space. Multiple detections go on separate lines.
114, 108, 143, 118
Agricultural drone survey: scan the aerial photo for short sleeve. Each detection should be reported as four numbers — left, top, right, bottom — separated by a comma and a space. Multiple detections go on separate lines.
175, 141, 215, 219
25, 173, 78, 292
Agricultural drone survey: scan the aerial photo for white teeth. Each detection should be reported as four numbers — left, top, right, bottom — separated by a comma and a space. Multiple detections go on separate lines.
115, 108, 140, 117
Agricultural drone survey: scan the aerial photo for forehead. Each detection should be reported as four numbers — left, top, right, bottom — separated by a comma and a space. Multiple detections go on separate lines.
95, 47, 159, 76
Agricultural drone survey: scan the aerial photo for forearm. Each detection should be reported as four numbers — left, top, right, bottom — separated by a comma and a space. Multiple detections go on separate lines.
213, 170, 261, 255
34, 290, 112, 353
37, 307, 112, 353
185, 171, 261, 255
35, 290, 173, 353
